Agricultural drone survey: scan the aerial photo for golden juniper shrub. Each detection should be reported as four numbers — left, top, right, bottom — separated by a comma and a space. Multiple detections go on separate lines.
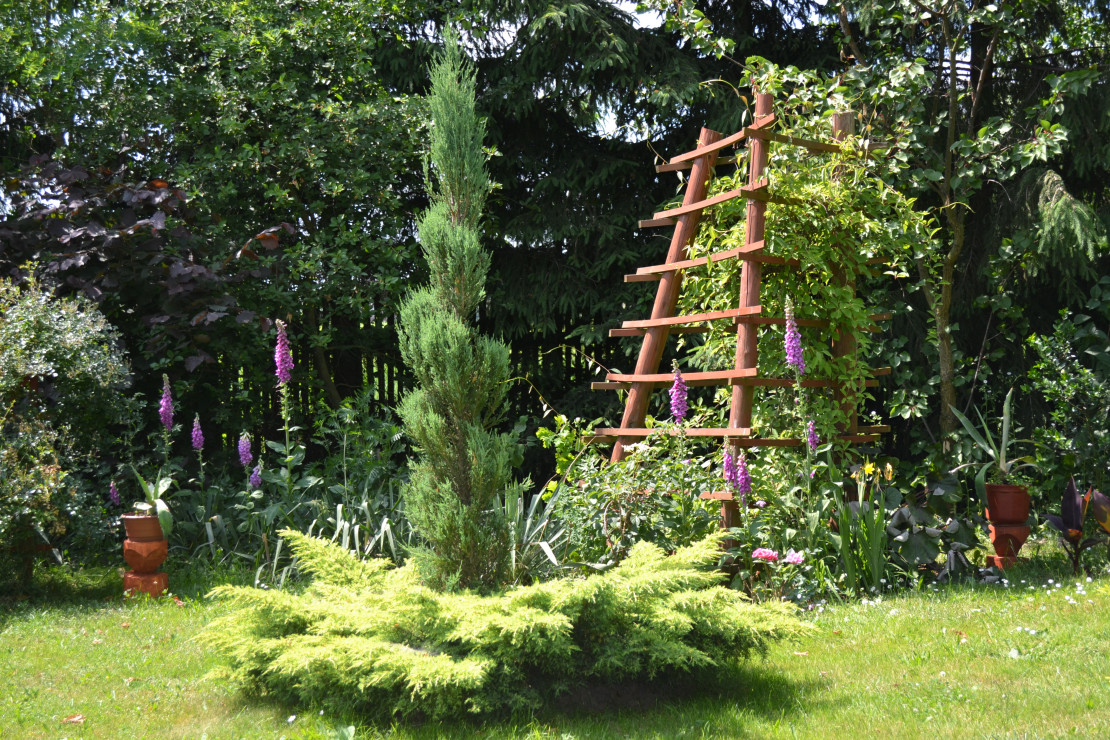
199, 530, 810, 718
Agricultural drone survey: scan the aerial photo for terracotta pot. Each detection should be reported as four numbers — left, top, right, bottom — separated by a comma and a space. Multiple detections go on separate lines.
122, 513, 164, 541
988, 524, 1031, 558
984, 484, 1031, 526
121, 514, 168, 597
123, 538, 168, 573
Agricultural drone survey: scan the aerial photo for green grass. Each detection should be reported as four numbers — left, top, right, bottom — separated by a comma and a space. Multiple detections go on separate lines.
3, 553, 1110, 739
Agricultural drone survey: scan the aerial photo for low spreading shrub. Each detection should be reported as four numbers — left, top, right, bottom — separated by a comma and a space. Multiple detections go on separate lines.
200, 529, 809, 719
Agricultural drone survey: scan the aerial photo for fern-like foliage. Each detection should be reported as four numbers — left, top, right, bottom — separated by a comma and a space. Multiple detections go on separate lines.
1012, 167, 1108, 295
199, 530, 810, 719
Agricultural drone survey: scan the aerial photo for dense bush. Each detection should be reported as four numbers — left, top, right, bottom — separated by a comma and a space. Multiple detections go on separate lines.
200, 530, 809, 719
546, 417, 722, 566
0, 277, 131, 581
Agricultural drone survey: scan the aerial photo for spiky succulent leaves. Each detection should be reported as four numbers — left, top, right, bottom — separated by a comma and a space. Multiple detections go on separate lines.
201, 532, 809, 719
396, 31, 516, 592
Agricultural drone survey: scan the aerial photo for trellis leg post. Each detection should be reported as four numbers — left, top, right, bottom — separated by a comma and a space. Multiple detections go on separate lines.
724, 92, 773, 527
831, 111, 859, 436
611, 128, 721, 462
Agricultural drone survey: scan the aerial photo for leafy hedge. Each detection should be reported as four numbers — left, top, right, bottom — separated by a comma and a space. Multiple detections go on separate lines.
200, 530, 809, 719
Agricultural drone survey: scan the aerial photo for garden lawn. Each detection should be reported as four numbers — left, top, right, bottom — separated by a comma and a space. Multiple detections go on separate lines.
2, 560, 1109, 739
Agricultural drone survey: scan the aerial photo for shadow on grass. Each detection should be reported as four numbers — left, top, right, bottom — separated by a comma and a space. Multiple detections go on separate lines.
0, 555, 257, 623
303, 660, 826, 739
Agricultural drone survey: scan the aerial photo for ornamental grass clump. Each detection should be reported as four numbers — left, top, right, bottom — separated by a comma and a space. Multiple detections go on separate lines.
200, 530, 809, 719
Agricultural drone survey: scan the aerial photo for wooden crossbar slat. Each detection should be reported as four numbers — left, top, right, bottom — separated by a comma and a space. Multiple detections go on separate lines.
589, 429, 804, 447
746, 128, 842, 153
734, 312, 892, 330
609, 326, 706, 337
592, 377, 881, 390
668, 115, 776, 165
638, 217, 676, 229
656, 156, 736, 173
740, 181, 805, 206
626, 256, 894, 281
634, 240, 766, 276
606, 368, 758, 385
621, 305, 762, 330
653, 187, 745, 220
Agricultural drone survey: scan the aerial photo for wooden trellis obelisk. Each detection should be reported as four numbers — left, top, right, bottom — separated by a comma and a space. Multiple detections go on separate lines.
590, 93, 890, 479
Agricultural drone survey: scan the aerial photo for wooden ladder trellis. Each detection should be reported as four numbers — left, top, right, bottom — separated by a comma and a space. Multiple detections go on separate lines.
590, 93, 890, 508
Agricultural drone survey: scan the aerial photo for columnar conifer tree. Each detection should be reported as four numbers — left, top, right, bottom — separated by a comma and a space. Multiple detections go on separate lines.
397, 33, 517, 592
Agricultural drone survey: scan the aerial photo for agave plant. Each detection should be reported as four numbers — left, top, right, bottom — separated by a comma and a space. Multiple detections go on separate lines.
130, 466, 174, 538
950, 387, 1037, 500
1046, 477, 1109, 575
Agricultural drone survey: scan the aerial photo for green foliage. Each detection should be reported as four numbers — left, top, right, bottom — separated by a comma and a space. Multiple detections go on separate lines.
950, 388, 1037, 497
130, 467, 175, 538
397, 34, 519, 592
550, 419, 722, 566
309, 394, 413, 563
200, 529, 809, 719
0, 276, 131, 447
674, 60, 920, 442
0, 277, 130, 565
1028, 279, 1110, 492
1008, 167, 1108, 295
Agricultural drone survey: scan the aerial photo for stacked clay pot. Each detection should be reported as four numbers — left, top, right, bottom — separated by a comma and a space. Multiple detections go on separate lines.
984, 484, 1031, 570
121, 514, 168, 597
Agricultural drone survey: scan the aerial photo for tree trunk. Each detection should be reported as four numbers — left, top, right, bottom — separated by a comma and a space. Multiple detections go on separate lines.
307, 306, 343, 409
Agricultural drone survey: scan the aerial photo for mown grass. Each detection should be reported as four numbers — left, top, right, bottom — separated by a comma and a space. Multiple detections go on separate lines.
3, 547, 1109, 739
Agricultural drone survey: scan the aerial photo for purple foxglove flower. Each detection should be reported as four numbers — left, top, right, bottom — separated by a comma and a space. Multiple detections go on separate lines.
191, 414, 204, 451
238, 433, 252, 468
784, 298, 805, 375
723, 449, 737, 489
109, 481, 120, 506
274, 319, 294, 386
669, 367, 688, 422
736, 451, 752, 499
159, 374, 174, 431
807, 420, 819, 452
723, 448, 751, 505
249, 464, 262, 489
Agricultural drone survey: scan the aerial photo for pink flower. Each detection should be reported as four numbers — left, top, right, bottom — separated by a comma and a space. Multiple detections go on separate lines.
191, 414, 204, 451
807, 420, 819, 452
785, 549, 804, 564
669, 366, 688, 423
755, 500, 767, 509
274, 319, 294, 385
238, 433, 252, 468
784, 298, 805, 375
109, 481, 120, 506
752, 548, 779, 562
158, 374, 174, 431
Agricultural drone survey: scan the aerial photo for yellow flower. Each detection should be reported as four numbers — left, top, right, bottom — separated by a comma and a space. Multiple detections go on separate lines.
884, 463, 894, 481
862, 461, 876, 477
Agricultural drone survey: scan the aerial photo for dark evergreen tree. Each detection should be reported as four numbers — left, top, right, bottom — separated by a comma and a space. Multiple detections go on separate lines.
397, 33, 518, 592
